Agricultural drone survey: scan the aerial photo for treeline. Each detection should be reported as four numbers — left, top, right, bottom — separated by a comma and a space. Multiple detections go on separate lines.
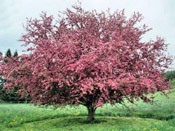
0, 49, 31, 103
163, 70, 175, 81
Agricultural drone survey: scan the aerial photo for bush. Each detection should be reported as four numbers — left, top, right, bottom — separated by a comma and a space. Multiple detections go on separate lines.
163, 70, 175, 81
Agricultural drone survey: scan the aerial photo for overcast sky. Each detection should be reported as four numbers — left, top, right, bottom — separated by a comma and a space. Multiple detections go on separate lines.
0, 0, 175, 67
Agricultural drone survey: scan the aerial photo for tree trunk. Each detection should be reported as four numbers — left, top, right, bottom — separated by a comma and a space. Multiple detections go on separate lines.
87, 106, 95, 122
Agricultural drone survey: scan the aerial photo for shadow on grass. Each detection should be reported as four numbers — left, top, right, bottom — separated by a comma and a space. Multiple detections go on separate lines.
21, 115, 107, 125
49, 116, 130, 128
5, 116, 175, 131
75, 118, 107, 124
6, 110, 175, 129
15, 111, 175, 127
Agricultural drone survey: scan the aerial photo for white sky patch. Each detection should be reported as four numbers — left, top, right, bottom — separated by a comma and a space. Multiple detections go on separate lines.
0, 0, 174, 68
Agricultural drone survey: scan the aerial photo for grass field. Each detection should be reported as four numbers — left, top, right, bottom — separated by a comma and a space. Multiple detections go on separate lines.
0, 80, 175, 131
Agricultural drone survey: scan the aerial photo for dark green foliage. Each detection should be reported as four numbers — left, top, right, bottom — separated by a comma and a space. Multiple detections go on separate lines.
4, 49, 12, 63
13, 50, 18, 57
5, 49, 12, 58
163, 70, 175, 81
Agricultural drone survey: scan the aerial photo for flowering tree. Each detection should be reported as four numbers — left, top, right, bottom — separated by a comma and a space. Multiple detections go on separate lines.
0, 5, 172, 121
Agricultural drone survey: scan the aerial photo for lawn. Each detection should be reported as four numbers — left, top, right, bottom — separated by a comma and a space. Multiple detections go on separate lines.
0, 80, 175, 131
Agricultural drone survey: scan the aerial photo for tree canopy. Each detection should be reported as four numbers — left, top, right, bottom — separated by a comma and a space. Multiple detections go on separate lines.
0, 5, 172, 121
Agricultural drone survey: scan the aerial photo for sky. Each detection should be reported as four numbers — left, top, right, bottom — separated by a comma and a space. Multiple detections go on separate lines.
0, 0, 175, 67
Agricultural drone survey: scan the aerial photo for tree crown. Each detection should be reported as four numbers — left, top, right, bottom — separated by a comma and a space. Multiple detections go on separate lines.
0, 5, 172, 108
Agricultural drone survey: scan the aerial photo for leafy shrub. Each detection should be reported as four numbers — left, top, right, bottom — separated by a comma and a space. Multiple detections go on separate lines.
163, 70, 175, 81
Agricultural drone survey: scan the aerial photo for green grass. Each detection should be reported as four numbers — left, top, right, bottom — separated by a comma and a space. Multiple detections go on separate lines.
0, 80, 175, 130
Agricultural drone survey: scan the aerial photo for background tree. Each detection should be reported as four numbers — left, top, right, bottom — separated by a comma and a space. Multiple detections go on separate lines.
13, 50, 18, 57
163, 70, 175, 81
0, 5, 172, 121
5, 49, 12, 58
4, 49, 12, 63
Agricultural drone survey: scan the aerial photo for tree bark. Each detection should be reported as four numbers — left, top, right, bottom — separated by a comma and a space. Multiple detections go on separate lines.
87, 106, 95, 122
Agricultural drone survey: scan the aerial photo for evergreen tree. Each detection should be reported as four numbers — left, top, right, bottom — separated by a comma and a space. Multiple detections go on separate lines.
4, 49, 12, 63
5, 49, 12, 58
13, 50, 18, 57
